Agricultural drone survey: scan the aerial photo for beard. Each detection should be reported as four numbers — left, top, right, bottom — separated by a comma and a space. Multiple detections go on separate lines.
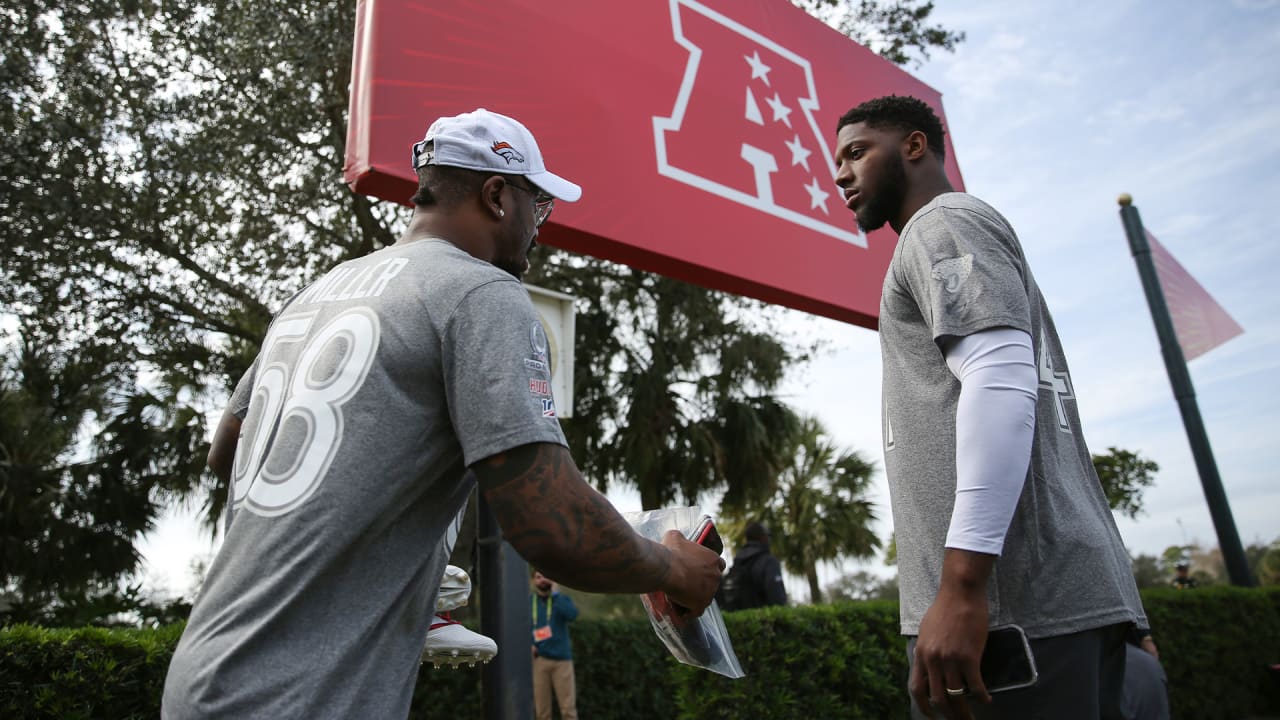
535, 582, 553, 594
495, 234, 534, 279
855, 154, 908, 233
494, 257, 525, 279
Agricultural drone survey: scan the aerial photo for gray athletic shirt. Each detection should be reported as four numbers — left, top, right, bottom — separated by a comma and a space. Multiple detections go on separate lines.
163, 239, 567, 719
880, 193, 1145, 639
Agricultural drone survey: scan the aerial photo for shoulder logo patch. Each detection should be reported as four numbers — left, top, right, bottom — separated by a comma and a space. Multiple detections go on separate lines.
931, 254, 974, 293
530, 321, 549, 363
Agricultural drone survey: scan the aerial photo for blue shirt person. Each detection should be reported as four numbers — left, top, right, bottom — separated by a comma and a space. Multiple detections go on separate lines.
531, 570, 580, 720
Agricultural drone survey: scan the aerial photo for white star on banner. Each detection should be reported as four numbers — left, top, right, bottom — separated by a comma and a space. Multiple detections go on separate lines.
765, 92, 792, 128
804, 176, 830, 214
745, 50, 771, 86
785, 134, 811, 172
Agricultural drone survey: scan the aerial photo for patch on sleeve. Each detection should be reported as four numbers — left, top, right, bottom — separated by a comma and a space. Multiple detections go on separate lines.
930, 254, 974, 293
540, 398, 556, 418
530, 322, 549, 365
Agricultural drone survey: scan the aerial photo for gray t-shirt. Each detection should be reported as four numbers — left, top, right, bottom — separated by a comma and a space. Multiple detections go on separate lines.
163, 239, 567, 719
880, 192, 1145, 639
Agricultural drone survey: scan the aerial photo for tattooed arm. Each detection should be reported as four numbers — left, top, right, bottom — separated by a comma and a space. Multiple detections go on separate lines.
473, 442, 724, 611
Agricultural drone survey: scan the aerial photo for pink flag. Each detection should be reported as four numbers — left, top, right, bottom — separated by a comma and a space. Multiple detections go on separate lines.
1147, 230, 1244, 361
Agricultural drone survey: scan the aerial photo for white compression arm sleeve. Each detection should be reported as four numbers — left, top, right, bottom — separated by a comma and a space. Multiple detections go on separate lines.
942, 328, 1038, 555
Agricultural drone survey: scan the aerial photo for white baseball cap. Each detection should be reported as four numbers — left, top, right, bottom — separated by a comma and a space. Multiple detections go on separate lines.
410, 108, 582, 202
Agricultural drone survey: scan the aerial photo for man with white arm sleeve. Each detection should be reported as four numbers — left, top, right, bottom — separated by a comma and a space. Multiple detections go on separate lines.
833, 95, 1145, 720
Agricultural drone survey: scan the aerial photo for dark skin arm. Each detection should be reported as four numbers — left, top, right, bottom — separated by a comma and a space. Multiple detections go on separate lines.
910, 549, 995, 719
207, 409, 243, 485
473, 442, 725, 613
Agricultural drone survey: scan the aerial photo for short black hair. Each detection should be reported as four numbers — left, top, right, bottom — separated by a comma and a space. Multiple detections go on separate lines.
411, 164, 489, 207
410, 141, 489, 207
836, 95, 947, 161
745, 522, 769, 543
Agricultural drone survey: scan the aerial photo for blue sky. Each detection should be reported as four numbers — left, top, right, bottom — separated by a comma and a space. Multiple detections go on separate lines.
139, 0, 1280, 598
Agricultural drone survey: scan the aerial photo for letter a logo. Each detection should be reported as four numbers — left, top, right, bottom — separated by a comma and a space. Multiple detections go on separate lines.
653, 0, 865, 247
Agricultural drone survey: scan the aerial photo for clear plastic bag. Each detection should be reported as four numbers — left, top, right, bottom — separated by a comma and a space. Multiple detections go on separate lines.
622, 506, 746, 679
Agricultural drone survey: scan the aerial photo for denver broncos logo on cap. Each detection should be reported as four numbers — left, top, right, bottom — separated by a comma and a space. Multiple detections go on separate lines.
490, 141, 526, 165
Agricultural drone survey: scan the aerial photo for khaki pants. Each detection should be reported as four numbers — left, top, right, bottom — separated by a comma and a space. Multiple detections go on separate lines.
532, 655, 577, 720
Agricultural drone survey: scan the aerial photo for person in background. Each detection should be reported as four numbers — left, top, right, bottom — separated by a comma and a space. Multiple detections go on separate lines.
531, 569, 579, 720
1171, 560, 1198, 589
720, 522, 787, 610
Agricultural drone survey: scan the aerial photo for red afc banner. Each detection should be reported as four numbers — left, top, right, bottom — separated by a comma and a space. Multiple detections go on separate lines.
345, 0, 965, 328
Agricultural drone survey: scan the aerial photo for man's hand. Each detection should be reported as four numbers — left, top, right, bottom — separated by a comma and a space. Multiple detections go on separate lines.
660, 529, 726, 617
1139, 635, 1159, 660
476, 443, 723, 597
909, 549, 995, 719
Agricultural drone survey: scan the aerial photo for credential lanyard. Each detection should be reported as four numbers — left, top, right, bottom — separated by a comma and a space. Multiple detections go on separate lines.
532, 594, 552, 625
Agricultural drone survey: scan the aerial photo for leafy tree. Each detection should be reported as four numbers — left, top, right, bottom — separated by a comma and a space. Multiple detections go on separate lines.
1092, 447, 1159, 519
883, 532, 897, 566
0, 321, 206, 624
1, 0, 391, 528
727, 416, 881, 604
1161, 543, 1225, 587
824, 569, 898, 602
794, 0, 965, 67
525, 259, 803, 510
1129, 553, 1165, 589
1146, 540, 1280, 588
1249, 541, 1280, 585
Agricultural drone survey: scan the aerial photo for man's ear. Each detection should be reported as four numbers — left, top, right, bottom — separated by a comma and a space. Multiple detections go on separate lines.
903, 130, 931, 162
481, 175, 506, 220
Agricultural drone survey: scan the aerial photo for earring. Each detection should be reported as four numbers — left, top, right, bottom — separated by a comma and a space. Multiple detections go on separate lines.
499, 209, 505, 217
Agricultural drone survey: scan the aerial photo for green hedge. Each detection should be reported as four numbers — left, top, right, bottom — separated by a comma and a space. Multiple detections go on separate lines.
0, 623, 182, 720
3, 588, 1278, 719
673, 601, 907, 720
1141, 585, 1280, 720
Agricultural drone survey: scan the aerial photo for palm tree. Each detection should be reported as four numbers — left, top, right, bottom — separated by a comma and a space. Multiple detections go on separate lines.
733, 415, 881, 603
526, 260, 801, 510
0, 324, 207, 624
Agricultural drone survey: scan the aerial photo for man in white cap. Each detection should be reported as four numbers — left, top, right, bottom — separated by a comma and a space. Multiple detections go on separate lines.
163, 109, 725, 719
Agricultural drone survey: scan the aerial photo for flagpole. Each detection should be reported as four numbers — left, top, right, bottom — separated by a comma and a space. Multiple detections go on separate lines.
1116, 193, 1255, 587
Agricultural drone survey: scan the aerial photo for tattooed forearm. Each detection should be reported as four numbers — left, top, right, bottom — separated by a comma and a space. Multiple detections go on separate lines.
473, 443, 674, 594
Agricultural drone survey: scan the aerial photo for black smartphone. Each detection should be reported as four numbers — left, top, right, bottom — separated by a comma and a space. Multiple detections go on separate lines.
688, 515, 724, 556
981, 625, 1038, 693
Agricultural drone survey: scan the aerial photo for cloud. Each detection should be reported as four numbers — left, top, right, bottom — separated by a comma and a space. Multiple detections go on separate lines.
1231, 0, 1279, 10
1089, 98, 1186, 127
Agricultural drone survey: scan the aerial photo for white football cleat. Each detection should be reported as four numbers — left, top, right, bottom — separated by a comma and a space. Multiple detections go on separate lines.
422, 612, 498, 668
